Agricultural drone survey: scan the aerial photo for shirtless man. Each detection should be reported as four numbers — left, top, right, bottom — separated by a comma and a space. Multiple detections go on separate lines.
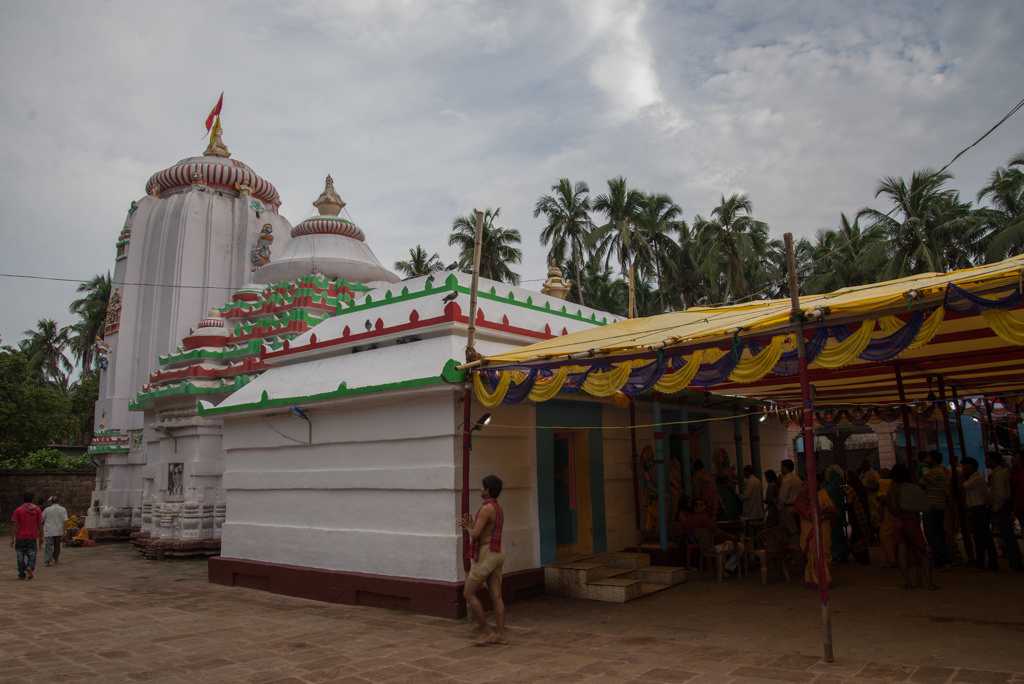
458, 474, 507, 645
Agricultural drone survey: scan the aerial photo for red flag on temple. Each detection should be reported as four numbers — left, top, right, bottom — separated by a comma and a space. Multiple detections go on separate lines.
205, 93, 224, 132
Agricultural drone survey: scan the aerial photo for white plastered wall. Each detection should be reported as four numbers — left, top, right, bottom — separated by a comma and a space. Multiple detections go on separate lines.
220, 386, 462, 582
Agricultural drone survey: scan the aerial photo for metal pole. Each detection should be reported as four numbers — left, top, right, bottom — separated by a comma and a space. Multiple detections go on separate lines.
984, 397, 997, 453
629, 398, 642, 530
894, 361, 914, 465
784, 233, 834, 663
653, 401, 669, 552
461, 209, 485, 573
951, 386, 968, 463
465, 209, 485, 361
937, 376, 957, 470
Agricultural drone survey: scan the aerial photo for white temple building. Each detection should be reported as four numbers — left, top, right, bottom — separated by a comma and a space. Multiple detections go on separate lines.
86, 117, 798, 616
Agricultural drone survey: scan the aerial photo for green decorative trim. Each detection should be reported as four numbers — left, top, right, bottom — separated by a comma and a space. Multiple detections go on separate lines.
441, 358, 467, 384
197, 360, 463, 416
87, 445, 129, 455
92, 428, 125, 437
159, 340, 264, 365
233, 308, 330, 337
130, 376, 253, 411
338, 273, 609, 326
218, 274, 367, 315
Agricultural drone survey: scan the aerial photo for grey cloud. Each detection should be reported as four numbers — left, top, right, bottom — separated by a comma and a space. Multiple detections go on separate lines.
1, 0, 1022, 346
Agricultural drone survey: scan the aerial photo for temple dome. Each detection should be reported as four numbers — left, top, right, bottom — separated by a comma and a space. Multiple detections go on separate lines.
252, 175, 398, 285
145, 155, 281, 210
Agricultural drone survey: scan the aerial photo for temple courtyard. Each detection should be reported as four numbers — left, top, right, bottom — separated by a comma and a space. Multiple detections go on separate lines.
3, 543, 1024, 683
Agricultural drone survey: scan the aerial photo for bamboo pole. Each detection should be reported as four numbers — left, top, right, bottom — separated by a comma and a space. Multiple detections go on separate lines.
461, 209, 485, 573
784, 233, 834, 663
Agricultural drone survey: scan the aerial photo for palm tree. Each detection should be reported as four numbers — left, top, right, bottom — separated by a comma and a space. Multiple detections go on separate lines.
858, 169, 978, 278
535, 178, 593, 305
977, 152, 1024, 262
692, 193, 770, 302
394, 246, 444, 279
802, 214, 883, 294
634, 193, 683, 312
449, 208, 523, 284
67, 272, 111, 372
21, 319, 73, 389
592, 177, 645, 316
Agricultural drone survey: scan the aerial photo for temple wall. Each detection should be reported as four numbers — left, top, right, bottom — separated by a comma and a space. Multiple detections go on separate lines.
220, 387, 462, 582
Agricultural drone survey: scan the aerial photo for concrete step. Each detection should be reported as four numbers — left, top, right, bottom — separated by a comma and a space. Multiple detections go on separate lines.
584, 577, 643, 603
632, 565, 687, 586
599, 552, 651, 570
637, 582, 672, 596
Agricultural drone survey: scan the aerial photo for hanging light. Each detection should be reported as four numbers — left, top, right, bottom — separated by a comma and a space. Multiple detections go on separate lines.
759, 413, 768, 423
472, 413, 492, 431
948, 400, 957, 412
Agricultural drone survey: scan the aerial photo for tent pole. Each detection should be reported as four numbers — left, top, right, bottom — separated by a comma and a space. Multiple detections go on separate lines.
984, 396, 997, 453
951, 386, 968, 462
784, 233, 834, 663
894, 362, 914, 464
937, 376, 957, 470
654, 401, 669, 552
629, 398, 642, 530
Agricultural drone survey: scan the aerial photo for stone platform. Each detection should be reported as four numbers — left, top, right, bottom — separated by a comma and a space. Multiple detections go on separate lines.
3, 543, 1024, 683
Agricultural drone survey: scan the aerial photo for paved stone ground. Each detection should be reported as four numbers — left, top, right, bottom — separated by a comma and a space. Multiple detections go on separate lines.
3, 543, 1024, 683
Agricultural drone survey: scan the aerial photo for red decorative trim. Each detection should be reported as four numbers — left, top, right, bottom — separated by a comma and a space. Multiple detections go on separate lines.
208, 556, 544, 620
146, 158, 281, 208
182, 333, 230, 350
264, 305, 556, 360
148, 357, 265, 384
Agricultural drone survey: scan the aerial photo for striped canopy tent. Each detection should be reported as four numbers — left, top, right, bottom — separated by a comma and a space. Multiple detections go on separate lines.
471, 254, 1024, 410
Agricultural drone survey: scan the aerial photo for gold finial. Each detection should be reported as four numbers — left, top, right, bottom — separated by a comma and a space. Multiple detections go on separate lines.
204, 117, 231, 158
541, 261, 572, 300
313, 174, 345, 216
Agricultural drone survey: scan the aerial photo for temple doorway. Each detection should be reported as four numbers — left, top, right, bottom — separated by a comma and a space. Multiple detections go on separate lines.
553, 431, 593, 560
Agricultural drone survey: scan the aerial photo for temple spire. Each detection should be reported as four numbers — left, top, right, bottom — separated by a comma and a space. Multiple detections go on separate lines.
313, 175, 345, 216
204, 116, 231, 158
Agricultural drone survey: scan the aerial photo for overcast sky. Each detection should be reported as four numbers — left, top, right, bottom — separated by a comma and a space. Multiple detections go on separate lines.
1, 0, 1023, 347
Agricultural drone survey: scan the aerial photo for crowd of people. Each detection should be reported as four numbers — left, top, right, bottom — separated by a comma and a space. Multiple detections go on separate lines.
674, 450, 1024, 590
9, 492, 70, 580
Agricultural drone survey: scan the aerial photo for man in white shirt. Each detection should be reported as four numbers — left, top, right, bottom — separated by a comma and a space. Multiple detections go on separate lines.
962, 458, 997, 571
741, 465, 764, 522
41, 496, 68, 566
988, 453, 1022, 571
778, 459, 802, 542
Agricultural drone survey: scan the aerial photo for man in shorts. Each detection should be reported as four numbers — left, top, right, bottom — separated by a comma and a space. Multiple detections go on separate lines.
459, 474, 506, 645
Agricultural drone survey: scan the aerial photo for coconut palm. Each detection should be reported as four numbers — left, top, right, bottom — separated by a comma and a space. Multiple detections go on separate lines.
859, 169, 978, 278
21, 319, 73, 389
449, 208, 523, 284
692, 193, 770, 302
535, 178, 593, 305
802, 215, 884, 294
592, 177, 645, 315
978, 152, 1024, 262
634, 193, 683, 312
67, 272, 111, 372
394, 246, 444, 279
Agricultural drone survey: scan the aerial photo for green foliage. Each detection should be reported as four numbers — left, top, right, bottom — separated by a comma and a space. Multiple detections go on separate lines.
0, 447, 93, 471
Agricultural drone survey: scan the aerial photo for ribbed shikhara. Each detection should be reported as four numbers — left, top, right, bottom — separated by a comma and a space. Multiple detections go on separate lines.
290, 216, 366, 241
145, 157, 281, 209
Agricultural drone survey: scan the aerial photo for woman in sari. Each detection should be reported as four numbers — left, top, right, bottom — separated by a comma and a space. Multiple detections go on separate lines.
795, 480, 837, 589
825, 466, 849, 563
845, 471, 872, 565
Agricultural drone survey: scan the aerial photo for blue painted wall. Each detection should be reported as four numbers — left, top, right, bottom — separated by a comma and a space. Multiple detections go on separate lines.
536, 401, 606, 565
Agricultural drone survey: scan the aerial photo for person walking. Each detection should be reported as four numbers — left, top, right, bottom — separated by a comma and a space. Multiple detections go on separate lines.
989, 453, 1023, 571
458, 474, 507, 646
962, 457, 998, 571
41, 495, 68, 566
10, 492, 43, 580
921, 451, 950, 569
